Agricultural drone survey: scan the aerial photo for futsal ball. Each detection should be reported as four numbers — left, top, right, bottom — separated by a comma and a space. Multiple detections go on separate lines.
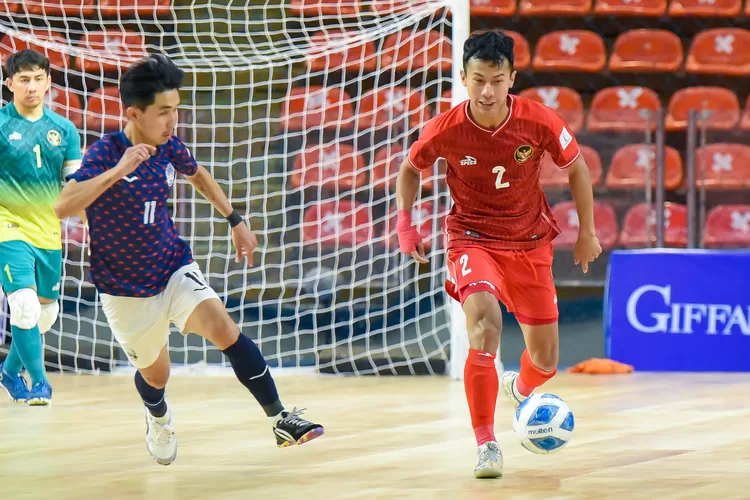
513, 393, 575, 454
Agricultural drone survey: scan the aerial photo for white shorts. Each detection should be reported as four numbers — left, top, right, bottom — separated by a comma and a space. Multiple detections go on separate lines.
101, 262, 219, 369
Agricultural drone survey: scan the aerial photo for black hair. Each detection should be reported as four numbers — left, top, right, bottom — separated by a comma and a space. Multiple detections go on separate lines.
5, 49, 50, 78
463, 30, 515, 72
119, 53, 184, 109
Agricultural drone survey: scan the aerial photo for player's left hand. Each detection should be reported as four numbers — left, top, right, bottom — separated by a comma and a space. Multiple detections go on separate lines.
574, 232, 602, 274
231, 223, 258, 266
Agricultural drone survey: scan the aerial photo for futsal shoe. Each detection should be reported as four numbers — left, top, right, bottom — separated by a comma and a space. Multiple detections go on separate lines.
27, 380, 53, 406
502, 371, 529, 409
0, 364, 31, 403
145, 404, 177, 466
474, 441, 503, 479
273, 407, 324, 448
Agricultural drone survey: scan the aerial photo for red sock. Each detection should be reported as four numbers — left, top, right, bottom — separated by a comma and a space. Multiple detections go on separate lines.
516, 349, 556, 397
464, 348, 499, 446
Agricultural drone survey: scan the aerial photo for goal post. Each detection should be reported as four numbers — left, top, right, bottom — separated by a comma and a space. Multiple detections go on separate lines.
0, 0, 473, 377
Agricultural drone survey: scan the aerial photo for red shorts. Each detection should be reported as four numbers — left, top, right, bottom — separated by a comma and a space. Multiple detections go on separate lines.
445, 242, 558, 325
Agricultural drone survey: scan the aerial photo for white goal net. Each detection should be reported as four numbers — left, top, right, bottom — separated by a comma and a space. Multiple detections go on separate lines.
0, 0, 466, 375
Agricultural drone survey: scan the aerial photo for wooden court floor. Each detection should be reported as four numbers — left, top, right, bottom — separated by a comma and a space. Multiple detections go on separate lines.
1, 372, 749, 500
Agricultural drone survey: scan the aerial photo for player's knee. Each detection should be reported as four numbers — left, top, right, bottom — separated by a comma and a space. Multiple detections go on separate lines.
37, 302, 60, 334
468, 316, 502, 347
206, 317, 240, 350
530, 344, 559, 372
141, 369, 169, 389
7, 288, 41, 330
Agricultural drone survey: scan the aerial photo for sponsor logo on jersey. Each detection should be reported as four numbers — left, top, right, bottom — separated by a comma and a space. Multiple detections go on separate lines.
123, 175, 139, 183
165, 162, 175, 187
8, 132, 22, 141
51, 282, 60, 292
47, 129, 62, 147
514, 145, 534, 164
460, 156, 477, 166
559, 127, 572, 151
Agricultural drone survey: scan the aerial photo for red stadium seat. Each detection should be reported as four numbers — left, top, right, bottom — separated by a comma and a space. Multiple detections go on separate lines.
704, 205, 750, 248
520, 0, 591, 15
606, 144, 683, 191
532, 31, 606, 73
471, 0, 516, 16
385, 201, 440, 250
669, 0, 741, 17
371, 144, 436, 193
519, 87, 584, 133
22, 0, 95, 16
665, 87, 740, 131
742, 95, 750, 130
73, 30, 148, 74
587, 86, 661, 132
0, 30, 70, 71
695, 143, 750, 190
86, 86, 126, 133
551, 200, 618, 249
505, 31, 531, 71
540, 145, 602, 188
371, 0, 437, 15
437, 89, 454, 115
45, 86, 84, 129
306, 29, 378, 72
99, 0, 172, 17
302, 200, 372, 246
594, 0, 666, 16
290, 0, 360, 15
290, 144, 366, 191
357, 87, 429, 131
609, 30, 683, 73
686, 28, 750, 76
381, 30, 451, 72
620, 202, 688, 248
281, 86, 355, 130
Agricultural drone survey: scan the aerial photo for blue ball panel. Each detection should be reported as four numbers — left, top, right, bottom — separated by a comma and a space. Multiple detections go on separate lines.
529, 436, 567, 452
527, 404, 560, 426
560, 411, 575, 432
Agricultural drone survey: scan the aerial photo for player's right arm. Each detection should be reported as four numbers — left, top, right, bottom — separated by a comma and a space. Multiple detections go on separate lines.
54, 143, 156, 220
396, 119, 442, 264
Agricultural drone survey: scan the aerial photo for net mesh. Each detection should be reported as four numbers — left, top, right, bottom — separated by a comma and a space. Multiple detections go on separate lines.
0, 0, 457, 375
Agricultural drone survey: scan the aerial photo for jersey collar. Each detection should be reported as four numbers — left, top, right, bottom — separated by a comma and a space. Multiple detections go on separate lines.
464, 95, 514, 136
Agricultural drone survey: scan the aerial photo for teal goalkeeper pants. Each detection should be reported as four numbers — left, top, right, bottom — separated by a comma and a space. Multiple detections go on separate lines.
0, 240, 62, 300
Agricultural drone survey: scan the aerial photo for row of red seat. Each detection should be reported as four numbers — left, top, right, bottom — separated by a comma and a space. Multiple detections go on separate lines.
291, 142, 750, 193
3, 0, 170, 16
282, 84, 750, 132
291, 0, 750, 18
0, 29, 148, 74
306, 28, 750, 76
301, 200, 750, 250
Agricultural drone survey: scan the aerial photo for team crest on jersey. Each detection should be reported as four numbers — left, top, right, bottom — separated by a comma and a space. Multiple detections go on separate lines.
47, 130, 62, 147
166, 163, 175, 187
514, 145, 534, 164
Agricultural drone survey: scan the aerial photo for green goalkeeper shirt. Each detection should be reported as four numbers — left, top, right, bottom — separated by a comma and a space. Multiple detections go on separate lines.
0, 102, 82, 250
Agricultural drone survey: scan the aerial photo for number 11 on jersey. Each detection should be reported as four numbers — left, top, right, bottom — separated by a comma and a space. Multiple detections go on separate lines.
143, 200, 157, 224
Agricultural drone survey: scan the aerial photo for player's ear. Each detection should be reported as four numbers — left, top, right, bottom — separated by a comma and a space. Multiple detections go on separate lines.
460, 69, 467, 86
4, 77, 11, 90
509, 69, 517, 88
126, 106, 140, 122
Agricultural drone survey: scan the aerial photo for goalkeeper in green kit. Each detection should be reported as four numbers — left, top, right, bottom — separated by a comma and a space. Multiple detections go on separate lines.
0, 49, 82, 405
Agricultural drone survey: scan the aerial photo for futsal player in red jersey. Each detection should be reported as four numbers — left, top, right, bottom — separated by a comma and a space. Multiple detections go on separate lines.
396, 30, 602, 478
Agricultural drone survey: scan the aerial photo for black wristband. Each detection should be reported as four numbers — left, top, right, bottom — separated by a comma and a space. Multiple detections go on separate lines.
226, 210, 244, 228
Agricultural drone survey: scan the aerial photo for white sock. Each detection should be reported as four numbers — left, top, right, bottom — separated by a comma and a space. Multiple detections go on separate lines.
270, 409, 286, 427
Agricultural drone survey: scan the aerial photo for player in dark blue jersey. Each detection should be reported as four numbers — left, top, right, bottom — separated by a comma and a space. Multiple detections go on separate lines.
55, 54, 323, 465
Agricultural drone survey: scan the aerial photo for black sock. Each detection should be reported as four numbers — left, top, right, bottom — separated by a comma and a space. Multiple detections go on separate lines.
223, 333, 284, 417
135, 370, 168, 418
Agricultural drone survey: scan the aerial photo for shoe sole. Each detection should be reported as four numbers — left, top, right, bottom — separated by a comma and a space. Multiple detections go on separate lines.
27, 397, 51, 406
278, 426, 325, 448
475, 467, 503, 479
152, 449, 177, 466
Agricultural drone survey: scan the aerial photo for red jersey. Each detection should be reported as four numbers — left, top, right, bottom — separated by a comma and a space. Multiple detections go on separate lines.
408, 95, 581, 251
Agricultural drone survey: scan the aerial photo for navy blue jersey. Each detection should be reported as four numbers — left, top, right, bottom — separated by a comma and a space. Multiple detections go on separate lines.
68, 132, 198, 297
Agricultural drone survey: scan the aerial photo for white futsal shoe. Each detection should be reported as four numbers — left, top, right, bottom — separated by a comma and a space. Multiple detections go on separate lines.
145, 404, 177, 466
474, 441, 503, 479
502, 371, 529, 409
